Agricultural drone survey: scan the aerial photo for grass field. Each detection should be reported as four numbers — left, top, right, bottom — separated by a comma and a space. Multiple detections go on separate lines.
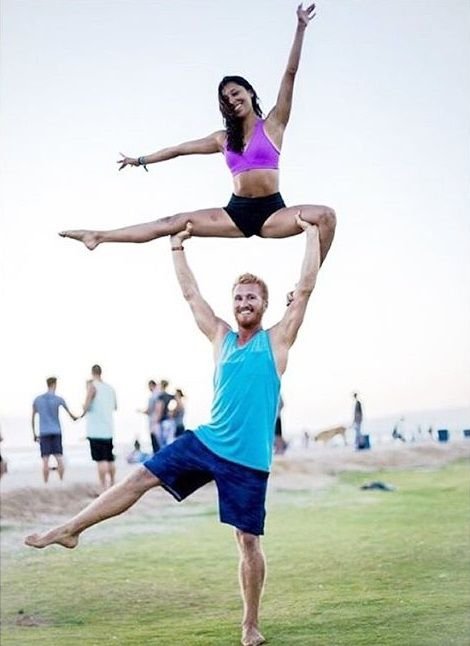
1, 461, 469, 645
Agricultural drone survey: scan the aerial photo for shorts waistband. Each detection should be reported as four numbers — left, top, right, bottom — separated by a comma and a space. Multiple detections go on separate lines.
229, 192, 282, 204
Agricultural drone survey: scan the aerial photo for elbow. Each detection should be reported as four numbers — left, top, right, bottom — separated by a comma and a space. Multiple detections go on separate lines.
182, 288, 195, 302
297, 285, 314, 300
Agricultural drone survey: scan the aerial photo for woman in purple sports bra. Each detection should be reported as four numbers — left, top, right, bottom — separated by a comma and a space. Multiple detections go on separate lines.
60, 3, 335, 263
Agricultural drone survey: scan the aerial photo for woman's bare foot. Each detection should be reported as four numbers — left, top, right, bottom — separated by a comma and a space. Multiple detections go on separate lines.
24, 528, 79, 550
58, 230, 101, 250
241, 626, 266, 646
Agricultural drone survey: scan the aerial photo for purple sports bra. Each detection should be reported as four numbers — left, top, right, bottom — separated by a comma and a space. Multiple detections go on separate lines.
223, 119, 280, 177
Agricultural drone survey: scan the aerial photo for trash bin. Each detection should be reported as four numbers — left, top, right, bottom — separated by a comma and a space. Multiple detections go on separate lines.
357, 434, 370, 450
463, 429, 470, 439
437, 429, 449, 443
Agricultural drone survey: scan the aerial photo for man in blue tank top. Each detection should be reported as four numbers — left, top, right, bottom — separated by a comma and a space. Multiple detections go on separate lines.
25, 212, 333, 646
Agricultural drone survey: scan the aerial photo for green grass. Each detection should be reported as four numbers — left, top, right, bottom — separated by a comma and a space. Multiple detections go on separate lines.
1, 462, 469, 645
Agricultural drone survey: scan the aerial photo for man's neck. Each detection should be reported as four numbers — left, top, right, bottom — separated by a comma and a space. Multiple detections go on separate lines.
237, 325, 262, 346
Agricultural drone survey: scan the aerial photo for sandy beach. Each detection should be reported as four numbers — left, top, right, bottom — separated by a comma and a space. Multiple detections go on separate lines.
1, 440, 469, 530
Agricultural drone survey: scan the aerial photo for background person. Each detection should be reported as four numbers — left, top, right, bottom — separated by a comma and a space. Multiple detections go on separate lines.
32, 377, 78, 483
352, 392, 364, 449
0, 427, 7, 479
137, 379, 161, 453
172, 388, 186, 438
154, 380, 175, 449
82, 365, 118, 490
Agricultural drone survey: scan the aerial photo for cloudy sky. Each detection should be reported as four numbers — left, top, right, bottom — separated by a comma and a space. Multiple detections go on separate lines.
1, 0, 469, 443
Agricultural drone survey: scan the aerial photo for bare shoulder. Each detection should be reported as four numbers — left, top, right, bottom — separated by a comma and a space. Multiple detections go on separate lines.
212, 320, 231, 358
213, 130, 227, 150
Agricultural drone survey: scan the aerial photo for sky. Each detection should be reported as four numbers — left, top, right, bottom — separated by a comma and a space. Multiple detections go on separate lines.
1, 0, 469, 446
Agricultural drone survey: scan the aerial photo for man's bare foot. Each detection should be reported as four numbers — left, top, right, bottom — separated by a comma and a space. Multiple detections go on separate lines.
241, 626, 266, 646
58, 230, 100, 250
24, 528, 79, 550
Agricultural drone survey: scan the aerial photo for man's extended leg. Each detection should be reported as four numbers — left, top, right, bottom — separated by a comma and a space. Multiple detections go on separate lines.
25, 466, 160, 549
235, 530, 267, 646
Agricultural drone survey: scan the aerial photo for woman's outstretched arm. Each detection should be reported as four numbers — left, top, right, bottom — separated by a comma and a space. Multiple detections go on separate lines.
267, 3, 316, 130
117, 130, 225, 170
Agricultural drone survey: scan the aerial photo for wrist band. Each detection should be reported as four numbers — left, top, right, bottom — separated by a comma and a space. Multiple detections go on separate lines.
171, 246, 184, 251
137, 156, 148, 172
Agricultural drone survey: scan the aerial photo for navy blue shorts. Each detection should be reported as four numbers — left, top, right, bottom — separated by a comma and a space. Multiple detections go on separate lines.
39, 434, 63, 457
143, 431, 269, 535
224, 192, 286, 237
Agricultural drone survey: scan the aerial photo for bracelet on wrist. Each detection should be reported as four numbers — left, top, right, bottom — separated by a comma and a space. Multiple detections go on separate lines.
137, 156, 148, 172
171, 246, 184, 252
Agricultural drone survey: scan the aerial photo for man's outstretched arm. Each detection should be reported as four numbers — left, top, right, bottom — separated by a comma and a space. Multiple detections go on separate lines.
170, 224, 229, 345
269, 214, 321, 374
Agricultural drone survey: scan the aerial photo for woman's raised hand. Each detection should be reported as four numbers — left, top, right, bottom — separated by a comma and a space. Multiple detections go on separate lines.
297, 3, 316, 28
116, 153, 139, 171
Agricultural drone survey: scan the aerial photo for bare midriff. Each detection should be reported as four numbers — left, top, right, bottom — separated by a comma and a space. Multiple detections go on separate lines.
232, 169, 280, 198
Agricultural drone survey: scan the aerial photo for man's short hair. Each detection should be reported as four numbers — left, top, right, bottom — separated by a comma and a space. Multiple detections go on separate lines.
46, 377, 57, 388
232, 273, 269, 304
160, 379, 169, 389
148, 380, 157, 387
91, 364, 102, 376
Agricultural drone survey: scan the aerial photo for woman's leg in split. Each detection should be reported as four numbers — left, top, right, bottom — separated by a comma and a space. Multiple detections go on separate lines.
261, 204, 337, 264
24, 466, 160, 549
59, 208, 242, 250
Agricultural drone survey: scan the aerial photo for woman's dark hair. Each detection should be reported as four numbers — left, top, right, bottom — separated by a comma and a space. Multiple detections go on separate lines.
218, 76, 263, 153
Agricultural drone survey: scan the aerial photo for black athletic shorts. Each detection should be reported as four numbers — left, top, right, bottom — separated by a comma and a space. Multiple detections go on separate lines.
88, 438, 115, 462
224, 192, 286, 237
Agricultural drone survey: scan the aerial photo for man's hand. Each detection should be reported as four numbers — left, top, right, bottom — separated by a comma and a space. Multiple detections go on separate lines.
295, 211, 318, 236
170, 222, 193, 249
297, 3, 316, 28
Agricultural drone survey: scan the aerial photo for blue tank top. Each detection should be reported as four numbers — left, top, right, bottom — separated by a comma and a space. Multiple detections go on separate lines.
195, 329, 281, 472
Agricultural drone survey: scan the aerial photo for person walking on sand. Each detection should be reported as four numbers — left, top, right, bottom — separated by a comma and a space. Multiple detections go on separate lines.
25, 212, 334, 646
59, 4, 335, 267
82, 365, 118, 490
32, 377, 78, 483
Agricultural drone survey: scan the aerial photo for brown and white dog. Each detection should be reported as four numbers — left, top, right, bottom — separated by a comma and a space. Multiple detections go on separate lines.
314, 425, 347, 445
